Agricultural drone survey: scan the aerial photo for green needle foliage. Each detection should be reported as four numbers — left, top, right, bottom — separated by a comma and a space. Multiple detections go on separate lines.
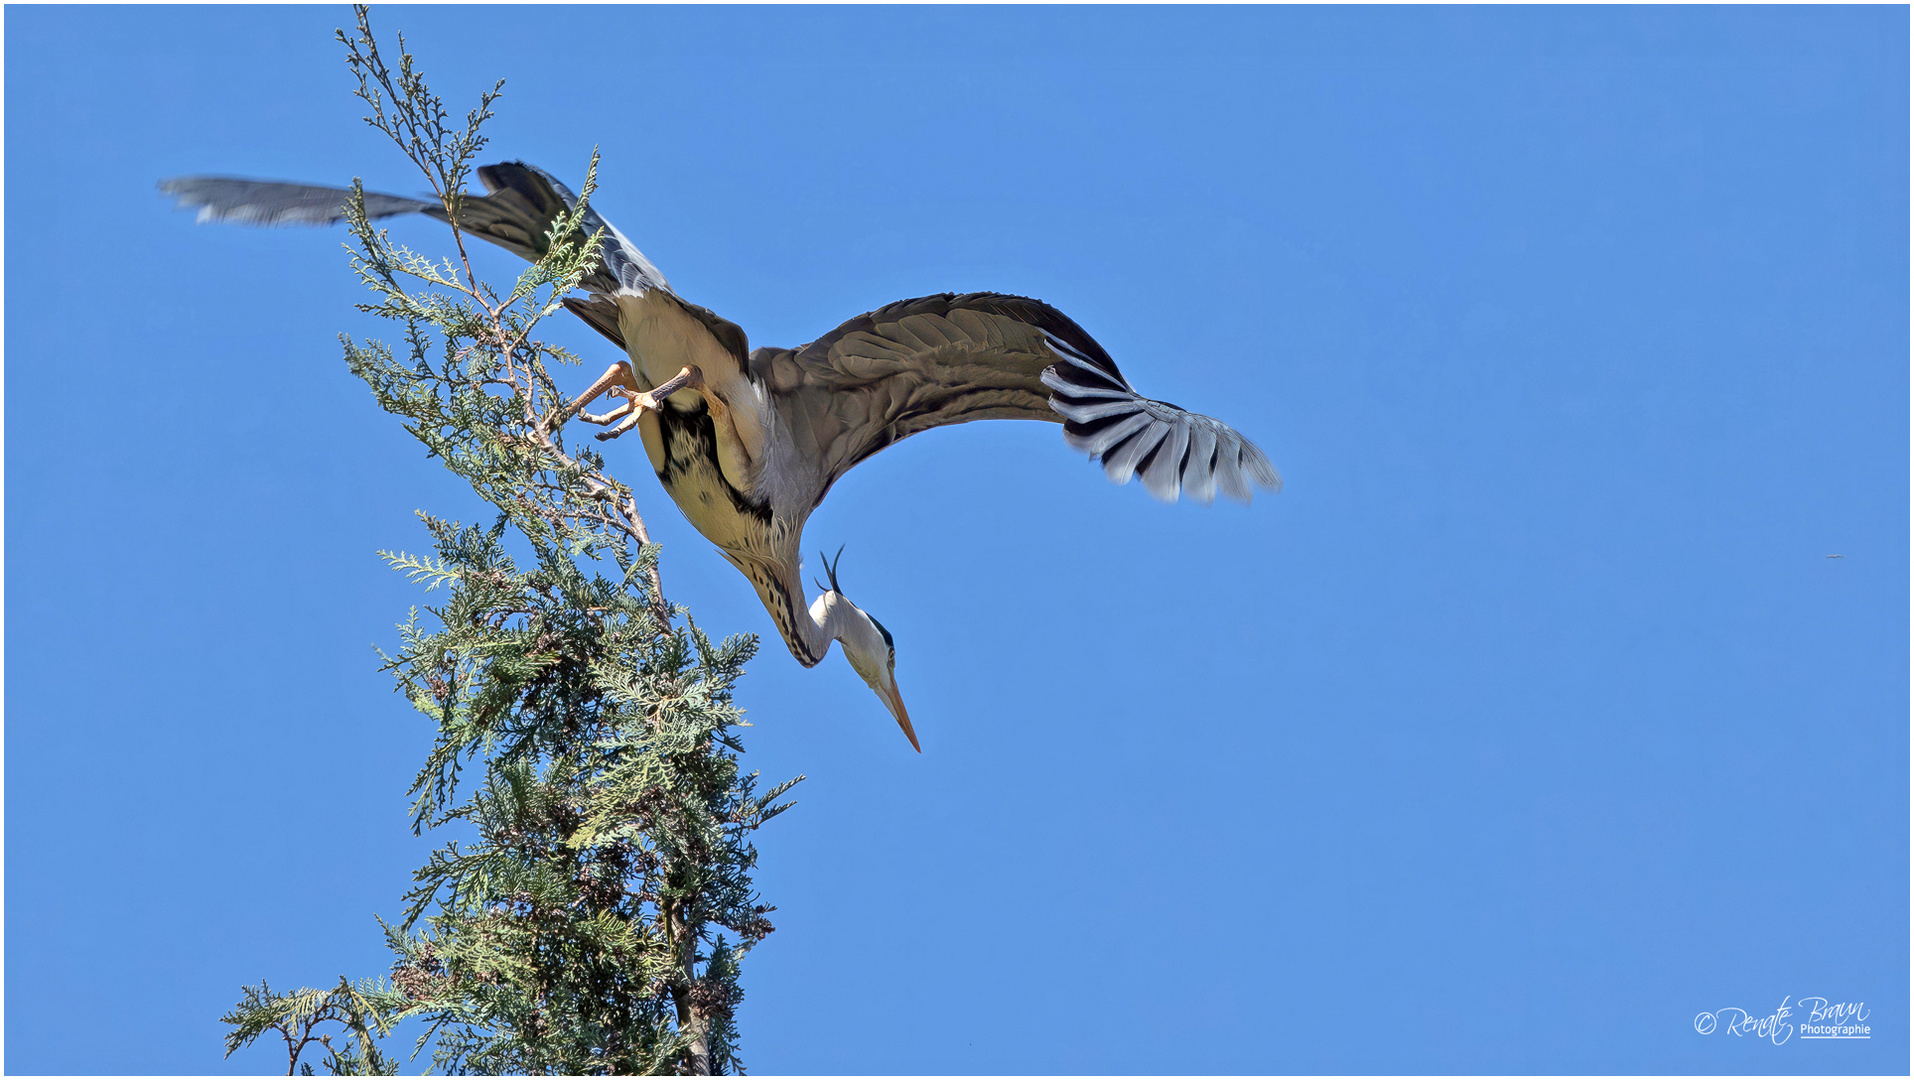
221, 9, 798, 1074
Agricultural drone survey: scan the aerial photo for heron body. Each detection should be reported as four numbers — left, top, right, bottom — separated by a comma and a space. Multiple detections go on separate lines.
160, 162, 1282, 750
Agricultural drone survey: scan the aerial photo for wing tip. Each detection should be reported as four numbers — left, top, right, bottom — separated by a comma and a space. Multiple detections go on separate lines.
1063, 408, 1281, 506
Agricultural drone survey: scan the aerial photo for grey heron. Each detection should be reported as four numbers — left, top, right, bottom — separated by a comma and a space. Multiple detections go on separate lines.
161, 162, 1281, 751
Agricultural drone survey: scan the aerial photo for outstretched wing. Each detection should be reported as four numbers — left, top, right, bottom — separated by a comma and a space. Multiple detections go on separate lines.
153, 177, 435, 227
159, 161, 668, 297
754, 292, 1280, 505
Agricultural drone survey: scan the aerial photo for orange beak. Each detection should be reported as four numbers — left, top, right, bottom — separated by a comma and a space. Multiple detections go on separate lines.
882, 680, 921, 753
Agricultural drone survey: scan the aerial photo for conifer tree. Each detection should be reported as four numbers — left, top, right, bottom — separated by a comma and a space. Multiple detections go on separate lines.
221, 9, 798, 1074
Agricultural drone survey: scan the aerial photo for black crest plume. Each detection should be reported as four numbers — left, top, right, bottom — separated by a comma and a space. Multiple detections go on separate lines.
814, 545, 848, 596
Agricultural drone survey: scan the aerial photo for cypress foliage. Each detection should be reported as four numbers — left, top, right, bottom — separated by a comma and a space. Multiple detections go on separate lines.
221, 9, 797, 1074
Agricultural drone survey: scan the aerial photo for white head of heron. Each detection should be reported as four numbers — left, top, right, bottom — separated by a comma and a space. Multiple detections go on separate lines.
810, 548, 919, 752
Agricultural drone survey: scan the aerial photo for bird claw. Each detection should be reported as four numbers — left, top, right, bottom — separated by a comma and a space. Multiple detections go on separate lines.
579, 387, 641, 426
568, 362, 646, 435
595, 405, 650, 441
570, 364, 702, 441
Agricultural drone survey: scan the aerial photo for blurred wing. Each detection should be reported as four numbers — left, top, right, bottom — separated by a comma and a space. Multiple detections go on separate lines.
159, 161, 668, 297
755, 292, 1279, 504
154, 177, 433, 227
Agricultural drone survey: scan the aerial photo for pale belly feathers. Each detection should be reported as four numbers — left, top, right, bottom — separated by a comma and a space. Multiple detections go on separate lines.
611, 291, 822, 662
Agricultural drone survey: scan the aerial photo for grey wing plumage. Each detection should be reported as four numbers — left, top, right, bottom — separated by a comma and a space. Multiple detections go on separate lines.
159, 161, 668, 296
761, 292, 1280, 505
466, 163, 668, 295
155, 177, 433, 227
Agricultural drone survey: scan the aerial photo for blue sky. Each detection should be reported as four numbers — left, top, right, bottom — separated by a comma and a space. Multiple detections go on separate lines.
5, 5, 1907, 1074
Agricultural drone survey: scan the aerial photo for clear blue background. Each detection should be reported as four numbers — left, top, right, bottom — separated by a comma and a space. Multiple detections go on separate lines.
6, 5, 1907, 1074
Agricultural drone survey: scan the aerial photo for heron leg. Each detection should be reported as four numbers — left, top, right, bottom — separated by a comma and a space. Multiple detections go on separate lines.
567, 362, 646, 426
577, 390, 641, 428
593, 365, 707, 442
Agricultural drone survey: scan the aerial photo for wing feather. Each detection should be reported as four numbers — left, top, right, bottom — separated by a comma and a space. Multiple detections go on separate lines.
160, 161, 669, 299
155, 177, 434, 227
1214, 436, 1254, 504
1182, 423, 1221, 505
764, 292, 1280, 505
945, 308, 1009, 348
1140, 420, 1191, 501
1102, 418, 1170, 483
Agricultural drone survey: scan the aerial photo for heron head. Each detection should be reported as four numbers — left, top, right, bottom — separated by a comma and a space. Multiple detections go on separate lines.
813, 548, 919, 753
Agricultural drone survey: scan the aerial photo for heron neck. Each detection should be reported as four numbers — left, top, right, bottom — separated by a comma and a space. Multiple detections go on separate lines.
749, 555, 846, 669
802, 586, 873, 669
807, 590, 857, 652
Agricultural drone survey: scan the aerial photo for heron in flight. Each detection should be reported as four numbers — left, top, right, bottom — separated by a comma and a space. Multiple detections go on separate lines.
161, 162, 1281, 751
